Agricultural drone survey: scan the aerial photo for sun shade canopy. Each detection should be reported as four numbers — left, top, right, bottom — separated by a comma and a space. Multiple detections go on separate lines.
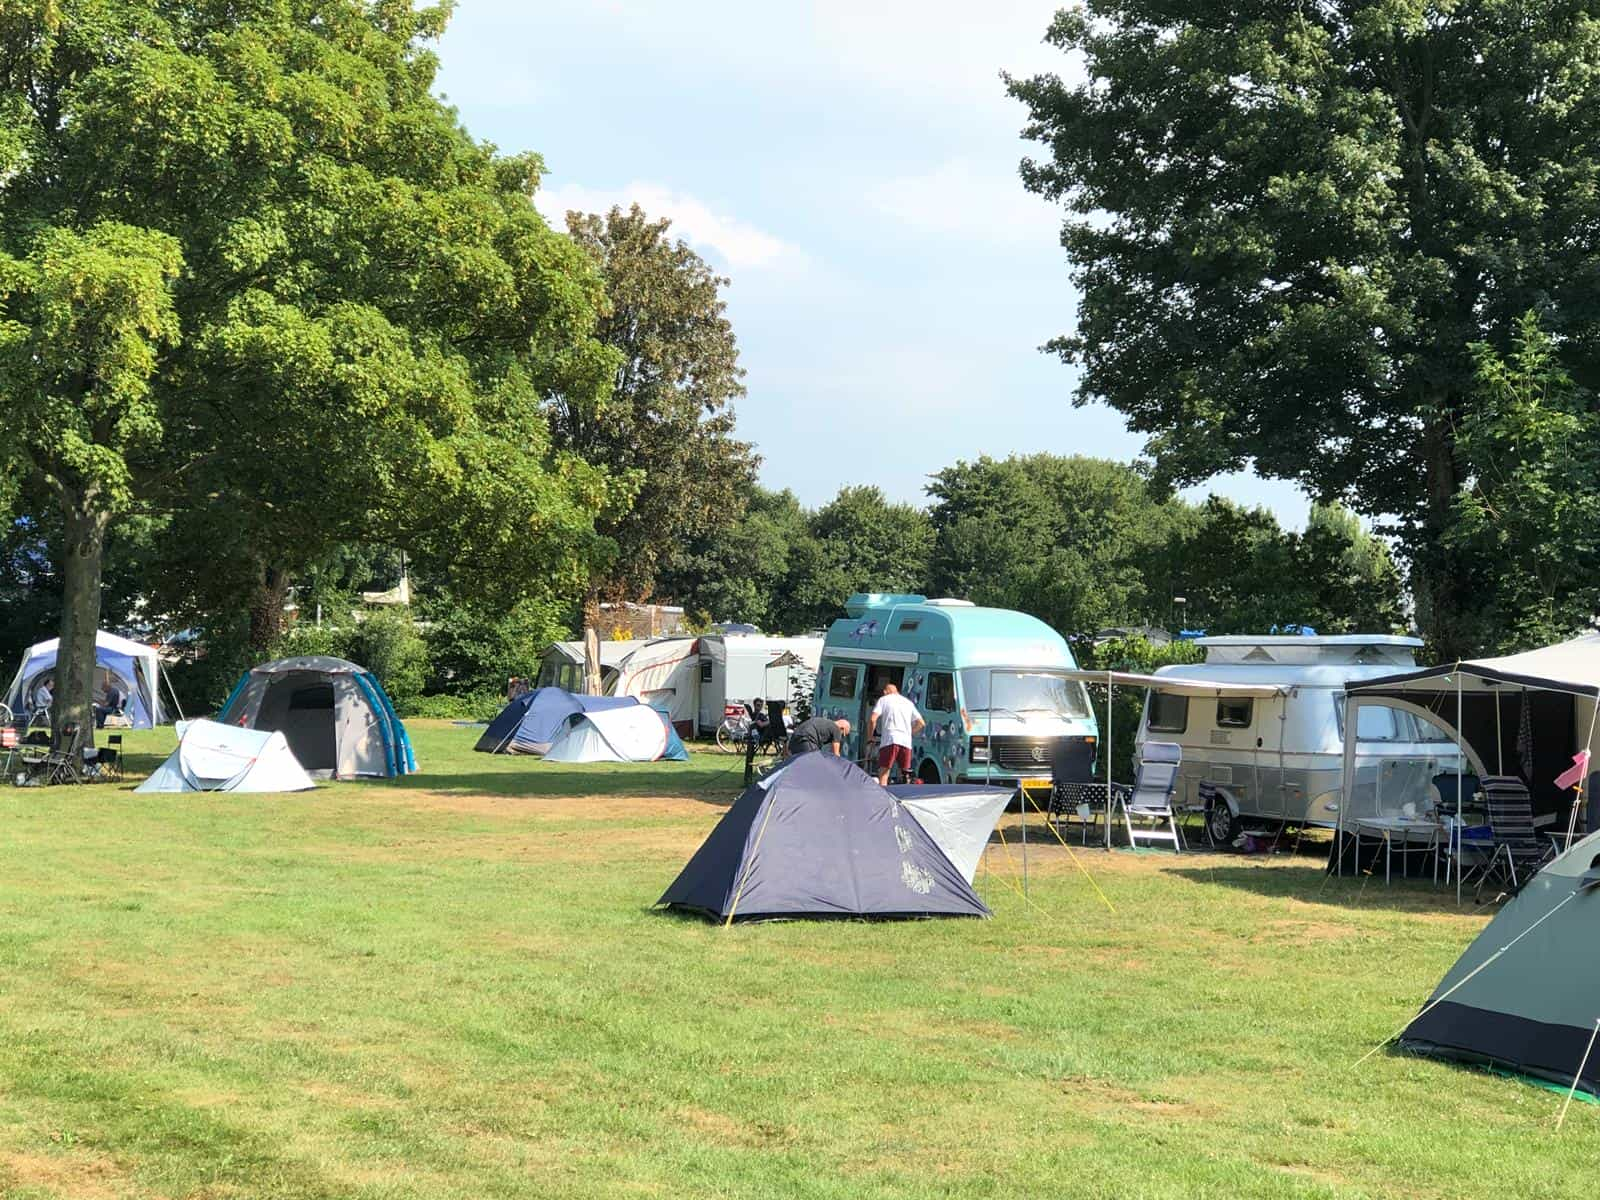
1055, 668, 1289, 698
1347, 634, 1600, 699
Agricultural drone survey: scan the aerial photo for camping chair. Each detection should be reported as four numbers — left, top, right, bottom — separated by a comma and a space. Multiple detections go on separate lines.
1046, 738, 1101, 844
1476, 775, 1555, 899
1114, 741, 1184, 852
757, 701, 788, 755
84, 733, 123, 782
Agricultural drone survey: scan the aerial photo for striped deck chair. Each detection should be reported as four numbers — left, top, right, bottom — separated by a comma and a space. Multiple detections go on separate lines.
1478, 775, 1554, 898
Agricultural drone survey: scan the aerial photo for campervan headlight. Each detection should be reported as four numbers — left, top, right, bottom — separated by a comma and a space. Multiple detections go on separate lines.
969, 736, 989, 763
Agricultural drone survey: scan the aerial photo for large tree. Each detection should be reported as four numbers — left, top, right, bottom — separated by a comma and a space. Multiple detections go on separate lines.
1009, 3, 1600, 657
555, 205, 756, 690
1, 1, 617, 740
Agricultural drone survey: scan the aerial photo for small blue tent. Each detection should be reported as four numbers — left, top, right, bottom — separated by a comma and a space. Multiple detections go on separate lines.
475, 687, 642, 755
658, 753, 989, 922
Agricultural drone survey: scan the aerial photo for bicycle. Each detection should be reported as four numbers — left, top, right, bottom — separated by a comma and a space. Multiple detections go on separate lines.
715, 703, 753, 753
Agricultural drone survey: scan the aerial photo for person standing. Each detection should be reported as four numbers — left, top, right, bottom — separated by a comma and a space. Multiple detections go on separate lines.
868, 682, 924, 785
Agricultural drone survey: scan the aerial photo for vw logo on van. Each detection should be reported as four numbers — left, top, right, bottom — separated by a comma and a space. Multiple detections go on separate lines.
1029, 744, 1045, 764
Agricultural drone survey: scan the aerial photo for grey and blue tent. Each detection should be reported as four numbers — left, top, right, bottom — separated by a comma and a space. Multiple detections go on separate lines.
218, 656, 415, 780
659, 753, 990, 922
1400, 828, 1600, 1094
474, 687, 641, 755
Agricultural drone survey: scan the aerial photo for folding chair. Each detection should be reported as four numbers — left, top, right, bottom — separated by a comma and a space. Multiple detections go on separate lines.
1046, 739, 1100, 843
1476, 775, 1554, 899
84, 733, 123, 782
1115, 741, 1184, 851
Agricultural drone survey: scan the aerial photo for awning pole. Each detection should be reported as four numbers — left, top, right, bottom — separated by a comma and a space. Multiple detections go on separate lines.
1457, 668, 1464, 906
1105, 670, 1113, 850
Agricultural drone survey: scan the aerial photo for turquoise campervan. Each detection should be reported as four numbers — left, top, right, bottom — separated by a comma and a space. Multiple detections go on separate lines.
811, 594, 1099, 787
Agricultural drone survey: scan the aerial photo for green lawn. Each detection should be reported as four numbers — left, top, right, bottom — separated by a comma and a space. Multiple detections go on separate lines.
0, 721, 1593, 1198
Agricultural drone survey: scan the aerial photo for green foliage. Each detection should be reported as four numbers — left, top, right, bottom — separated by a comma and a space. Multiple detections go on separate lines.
658, 488, 811, 630
928, 455, 1175, 635
345, 608, 429, 714
418, 587, 572, 698
403, 691, 505, 721
556, 205, 756, 605
1078, 635, 1205, 781
1008, 4, 1600, 657
1447, 312, 1600, 652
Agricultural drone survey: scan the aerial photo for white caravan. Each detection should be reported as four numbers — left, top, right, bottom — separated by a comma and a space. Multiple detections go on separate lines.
608, 637, 700, 734
695, 634, 824, 734
1137, 635, 1460, 843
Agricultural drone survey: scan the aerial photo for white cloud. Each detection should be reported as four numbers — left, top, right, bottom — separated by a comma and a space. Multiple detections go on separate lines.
866, 157, 1061, 245
536, 181, 803, 272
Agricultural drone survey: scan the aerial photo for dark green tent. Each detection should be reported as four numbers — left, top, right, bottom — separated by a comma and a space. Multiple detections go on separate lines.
1402, 828, 1600, 1093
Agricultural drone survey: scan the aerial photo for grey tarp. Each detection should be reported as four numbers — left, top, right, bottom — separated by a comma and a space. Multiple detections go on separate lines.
658, 752, 990, 922
1401, 827, 1600, 1094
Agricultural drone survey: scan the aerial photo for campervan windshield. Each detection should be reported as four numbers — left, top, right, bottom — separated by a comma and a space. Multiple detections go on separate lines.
960, 669, 1091, 719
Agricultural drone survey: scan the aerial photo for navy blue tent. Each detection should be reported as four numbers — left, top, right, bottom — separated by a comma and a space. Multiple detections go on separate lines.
659, 753, 990, 922
475, 687, 640, 755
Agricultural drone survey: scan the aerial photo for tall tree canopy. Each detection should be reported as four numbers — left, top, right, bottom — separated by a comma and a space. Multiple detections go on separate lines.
0, 0, 617, 738
554, 205, 756, 687
1008, 3, 1600, 656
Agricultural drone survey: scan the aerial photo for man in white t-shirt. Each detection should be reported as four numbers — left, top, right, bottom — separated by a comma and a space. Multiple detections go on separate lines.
868, 682, 925, 785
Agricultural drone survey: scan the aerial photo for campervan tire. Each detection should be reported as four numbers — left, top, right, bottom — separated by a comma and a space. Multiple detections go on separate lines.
917, 759, 942, 784
1206, 799, 1239, 847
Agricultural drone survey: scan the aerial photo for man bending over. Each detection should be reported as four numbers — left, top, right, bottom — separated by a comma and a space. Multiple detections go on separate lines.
787, 715, 850, 757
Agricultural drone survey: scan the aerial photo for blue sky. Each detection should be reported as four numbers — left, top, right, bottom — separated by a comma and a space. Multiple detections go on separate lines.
434, 1, 1311, 527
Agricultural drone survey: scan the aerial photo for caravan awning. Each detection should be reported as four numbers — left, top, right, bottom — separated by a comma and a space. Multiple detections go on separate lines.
1347, 634, 1600, 700
1056, 669, 1289, 699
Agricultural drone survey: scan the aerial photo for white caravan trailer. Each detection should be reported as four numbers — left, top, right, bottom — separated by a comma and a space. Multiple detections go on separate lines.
608, 637, 701, 735
695, 634, 824, 734
1136, 635, 1459, 843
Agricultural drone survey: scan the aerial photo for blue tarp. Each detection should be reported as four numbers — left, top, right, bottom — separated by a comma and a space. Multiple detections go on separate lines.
658, 753, 990, 922
474, 687, 641, 755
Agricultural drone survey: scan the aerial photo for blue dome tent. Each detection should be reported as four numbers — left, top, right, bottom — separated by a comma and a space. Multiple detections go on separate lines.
475, 687, 639, 755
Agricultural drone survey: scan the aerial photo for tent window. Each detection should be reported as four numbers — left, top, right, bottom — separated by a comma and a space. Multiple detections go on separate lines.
827, 664, 859, 698
700, 660, 714, 683
926, 672, 955, 712
1216, 697, 1253, 728
1148, 693, 1188, 733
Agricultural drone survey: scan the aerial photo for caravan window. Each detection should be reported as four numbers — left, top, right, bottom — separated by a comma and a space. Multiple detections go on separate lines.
1216, 697, 1253, 728
1355, 705, 1400, 742
1148, 692, 1188, 733
699, 660, 714, 684
827, 664, 859, 699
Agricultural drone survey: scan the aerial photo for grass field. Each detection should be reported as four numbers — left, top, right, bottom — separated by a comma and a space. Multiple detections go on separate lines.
0, 720, 1594, 1199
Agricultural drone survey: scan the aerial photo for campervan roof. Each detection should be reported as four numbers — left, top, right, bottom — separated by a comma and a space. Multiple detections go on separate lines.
1195, 635, 1422, 667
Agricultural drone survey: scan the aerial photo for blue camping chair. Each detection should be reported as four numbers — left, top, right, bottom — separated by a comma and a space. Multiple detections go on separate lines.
1115, 741, 1184, 851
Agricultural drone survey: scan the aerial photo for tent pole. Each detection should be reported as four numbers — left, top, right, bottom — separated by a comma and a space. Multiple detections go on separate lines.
1338, 692, 1357, 878
1457, 668, 1464, 907
1105, 671, 1113, 851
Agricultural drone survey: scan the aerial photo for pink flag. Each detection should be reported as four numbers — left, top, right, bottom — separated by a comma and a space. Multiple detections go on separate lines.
1555, 749, 1592, 792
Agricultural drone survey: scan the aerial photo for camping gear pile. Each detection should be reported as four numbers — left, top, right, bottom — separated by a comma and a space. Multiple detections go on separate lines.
476, 687, 688, 762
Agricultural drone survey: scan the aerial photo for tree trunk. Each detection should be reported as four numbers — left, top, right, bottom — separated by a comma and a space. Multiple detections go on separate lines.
582, 590, 603, 696
1419, 417, 1469, 661
248, 564, 290, 656
56, 488, 110, 753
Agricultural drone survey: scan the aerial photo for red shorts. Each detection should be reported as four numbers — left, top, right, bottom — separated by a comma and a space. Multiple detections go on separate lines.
877, 744, 912, 772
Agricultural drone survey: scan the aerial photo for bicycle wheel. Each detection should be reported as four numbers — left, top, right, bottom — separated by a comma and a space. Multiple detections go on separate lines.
715, 723, 741, 754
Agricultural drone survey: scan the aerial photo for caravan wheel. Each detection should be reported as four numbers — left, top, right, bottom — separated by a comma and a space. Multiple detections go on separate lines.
1206, 799, 1239, 847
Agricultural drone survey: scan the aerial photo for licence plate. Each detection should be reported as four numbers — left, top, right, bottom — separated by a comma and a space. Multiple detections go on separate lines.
1021, 777, 1051, 791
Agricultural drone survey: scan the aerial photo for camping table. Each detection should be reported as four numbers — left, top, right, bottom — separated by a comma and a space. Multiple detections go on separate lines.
1352, 817, 1441, 884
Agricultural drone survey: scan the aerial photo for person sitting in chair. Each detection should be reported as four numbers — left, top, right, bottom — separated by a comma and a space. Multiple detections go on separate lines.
94, 683, 124, 729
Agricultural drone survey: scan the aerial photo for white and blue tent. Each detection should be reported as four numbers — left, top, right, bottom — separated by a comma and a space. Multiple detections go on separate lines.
136, 719, 316, 793
543, 702, 690, 763
4, 629, 165, 727
475, 687, 640, 755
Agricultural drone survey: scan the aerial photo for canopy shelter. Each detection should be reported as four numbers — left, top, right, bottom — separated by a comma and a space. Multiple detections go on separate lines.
1399, 826, 1600, 1096
218, 656, 415, 780
1055, 669, 1291, 848
4, 630, 166, 728
543, 703, 689, 763
136, 719, 316, 793
475, 688, 640, 755
1340, 636, 1600, 870
658, 752, 990, 922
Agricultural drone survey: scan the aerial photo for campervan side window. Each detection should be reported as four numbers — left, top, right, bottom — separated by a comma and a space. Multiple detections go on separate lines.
898, 618, 921, 632
1148, 692, 1187, 733
1216, 697, 1253, 728
827, 664, 859, 699
926, 671, 955, 712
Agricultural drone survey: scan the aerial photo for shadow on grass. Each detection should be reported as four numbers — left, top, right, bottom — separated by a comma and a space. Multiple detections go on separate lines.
1167, 862, 1475, 913
380, 761, 748, 805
